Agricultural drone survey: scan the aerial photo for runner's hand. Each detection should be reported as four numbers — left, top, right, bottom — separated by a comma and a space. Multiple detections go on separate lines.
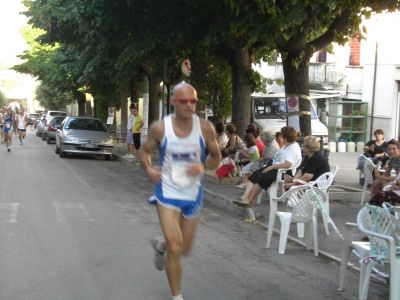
147, 166, 162, 183
186, 164, 205, 177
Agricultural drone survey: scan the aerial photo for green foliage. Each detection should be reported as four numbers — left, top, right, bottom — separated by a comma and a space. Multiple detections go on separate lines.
35, 82, 74, 110
0, 90, 7, 108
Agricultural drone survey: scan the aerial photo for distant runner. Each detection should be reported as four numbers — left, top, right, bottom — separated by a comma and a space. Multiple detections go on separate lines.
141, 82, 220, 300
3, 108, 14, 152
16, 108, 27, 145
0, 108, 4, 144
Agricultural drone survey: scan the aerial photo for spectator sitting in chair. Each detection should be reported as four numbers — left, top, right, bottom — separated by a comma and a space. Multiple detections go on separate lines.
283, 136, 330, 190
371, 139, 400, 195
233, 126, 302, 207
246, 124, 264, 156
215, 121, 228, 149
357, 129, 388, 184
225, 123, 245, 158
237, 133, 260, 186
247, 130, 281, 176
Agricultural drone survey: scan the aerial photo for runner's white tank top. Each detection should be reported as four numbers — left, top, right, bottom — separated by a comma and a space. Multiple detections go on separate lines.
17, 115, 25, 129
155, 114, 207, 201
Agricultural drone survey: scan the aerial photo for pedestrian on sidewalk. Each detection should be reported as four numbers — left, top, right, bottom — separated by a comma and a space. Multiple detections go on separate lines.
132, 106, 143, 158
123, 105, 136, 160
141, 82, 220, 300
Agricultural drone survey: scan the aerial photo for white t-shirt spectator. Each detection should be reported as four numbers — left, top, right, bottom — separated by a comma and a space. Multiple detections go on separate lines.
217, 132, 228, 149
127, 114, 135, 131
273, 142, 302, 172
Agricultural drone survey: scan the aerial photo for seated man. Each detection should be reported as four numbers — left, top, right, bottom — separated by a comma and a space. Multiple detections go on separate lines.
284, 136, 330, 190
371, 139, 400, 195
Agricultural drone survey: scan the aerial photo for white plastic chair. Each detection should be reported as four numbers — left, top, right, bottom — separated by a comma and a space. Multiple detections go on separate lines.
269, 168, 297, 200
266, 185, 327, 255
339, 222, 372, 299
360, 158, 376, 205
331, 165, 339, 178
339, 205, 399, 300
295, 172, 335, 236
256, 167, 296, 204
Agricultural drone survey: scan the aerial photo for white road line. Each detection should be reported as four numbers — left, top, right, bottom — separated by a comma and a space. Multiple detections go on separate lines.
0, 203, 20, 223
53, 201, 94, 222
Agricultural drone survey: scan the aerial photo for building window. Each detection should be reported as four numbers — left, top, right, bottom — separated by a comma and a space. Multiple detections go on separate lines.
349, 37, 361, 66
317, 50, 327, 63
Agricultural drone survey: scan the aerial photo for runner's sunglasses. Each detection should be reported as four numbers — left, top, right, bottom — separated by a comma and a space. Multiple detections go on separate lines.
175, 98, 198, 105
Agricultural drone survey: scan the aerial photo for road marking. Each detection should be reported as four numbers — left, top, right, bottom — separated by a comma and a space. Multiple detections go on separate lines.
0, 203, 20, 223
53, 201, 94, 222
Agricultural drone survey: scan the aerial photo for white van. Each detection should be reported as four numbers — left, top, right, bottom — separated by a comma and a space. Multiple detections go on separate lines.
251, 93, 340, 139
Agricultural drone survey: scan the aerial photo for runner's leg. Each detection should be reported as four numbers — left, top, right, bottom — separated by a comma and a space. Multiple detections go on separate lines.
157, 205, 185, 297
180, 216, 199, 255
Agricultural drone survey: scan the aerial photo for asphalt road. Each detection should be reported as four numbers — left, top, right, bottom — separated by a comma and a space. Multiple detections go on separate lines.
0, 131, 387, 300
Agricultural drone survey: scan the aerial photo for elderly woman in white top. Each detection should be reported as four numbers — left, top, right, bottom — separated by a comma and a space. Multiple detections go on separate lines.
234, 126, 302, 207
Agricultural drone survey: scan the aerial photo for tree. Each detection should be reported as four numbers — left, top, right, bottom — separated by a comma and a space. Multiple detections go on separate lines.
227, 0, 400, 136
0, 90, 7, 108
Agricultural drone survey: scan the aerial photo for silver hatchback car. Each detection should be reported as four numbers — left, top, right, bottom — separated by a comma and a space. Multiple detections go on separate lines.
55, 116, 114, 160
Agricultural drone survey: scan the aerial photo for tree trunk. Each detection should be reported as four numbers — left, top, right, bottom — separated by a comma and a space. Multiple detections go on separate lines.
148, 77, 160, 124
75, 91, 86, 116
281, 52, 311, 136
120, 91, 128, 143
230, 48, 252, 137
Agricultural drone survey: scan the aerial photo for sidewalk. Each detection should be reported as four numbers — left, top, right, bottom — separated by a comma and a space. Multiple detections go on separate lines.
113, 144, 383, 280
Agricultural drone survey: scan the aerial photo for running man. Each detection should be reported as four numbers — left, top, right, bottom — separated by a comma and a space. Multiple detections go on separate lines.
3, 108, 14, 152
141, 82, 221, 300
16, 108, 27, 145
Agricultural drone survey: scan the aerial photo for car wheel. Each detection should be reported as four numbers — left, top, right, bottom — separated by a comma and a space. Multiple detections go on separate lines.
55, 146, 59, 154
42, 134, 46, 141
105, 154, 113, 161
59, 145, 66, 158
46, 137, 52, 144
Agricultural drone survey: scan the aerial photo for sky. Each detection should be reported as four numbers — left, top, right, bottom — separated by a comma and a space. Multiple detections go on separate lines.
0, 0, 29, 69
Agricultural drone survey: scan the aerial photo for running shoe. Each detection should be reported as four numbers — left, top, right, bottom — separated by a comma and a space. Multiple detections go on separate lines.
151, 238, 165, 271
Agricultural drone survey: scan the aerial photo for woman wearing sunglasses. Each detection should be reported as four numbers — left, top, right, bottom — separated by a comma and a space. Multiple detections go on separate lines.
141, 82, 221, 300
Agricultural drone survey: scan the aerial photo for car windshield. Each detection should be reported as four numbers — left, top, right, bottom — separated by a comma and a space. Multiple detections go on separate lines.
64, 118, 108, 132
50, 112, 67, 117
51, 117, 65, 125
253, 97, 318, 120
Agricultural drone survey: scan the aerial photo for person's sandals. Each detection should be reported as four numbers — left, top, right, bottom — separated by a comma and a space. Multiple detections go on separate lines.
232, 200, 252, 207
151, 238, 165, 271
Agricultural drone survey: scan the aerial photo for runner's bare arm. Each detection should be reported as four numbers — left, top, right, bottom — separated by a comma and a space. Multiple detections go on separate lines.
201, 119, 221, 170
140, 121, 164, 182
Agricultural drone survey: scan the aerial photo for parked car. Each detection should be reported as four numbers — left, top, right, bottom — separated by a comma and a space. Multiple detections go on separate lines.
55, 116, 114, 160
36, 114, 47, 137
42, 116, 66, 144
46, 110, 68, 123
27, 113, 39, 126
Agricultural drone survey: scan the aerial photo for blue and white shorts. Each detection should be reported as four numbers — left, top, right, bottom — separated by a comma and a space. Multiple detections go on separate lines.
148, 194, 203, 219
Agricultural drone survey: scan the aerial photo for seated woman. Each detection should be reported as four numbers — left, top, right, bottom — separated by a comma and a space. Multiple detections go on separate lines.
238, 133, 260, 185
215, 121, 228, 149
225, 123, 244, 158
247, 130, 281, 175
357, 129, 388, 183
246, 124, 264, 156
283, 136, 330, 190
233, 126, 302, 207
